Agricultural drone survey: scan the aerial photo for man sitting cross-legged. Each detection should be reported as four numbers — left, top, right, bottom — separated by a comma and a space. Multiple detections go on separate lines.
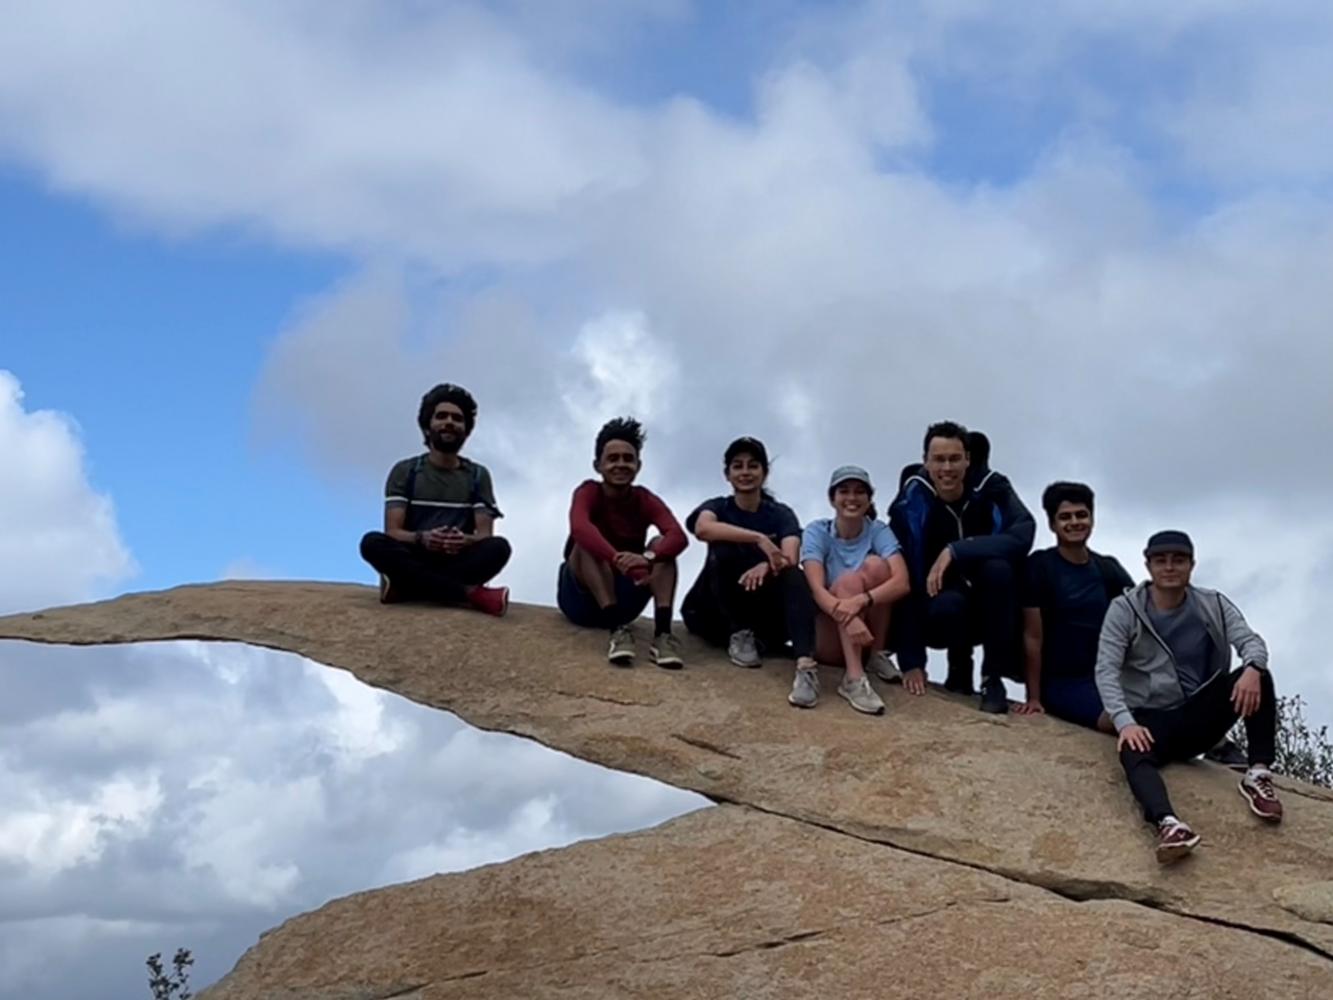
1096, 530, 1284, 864
681, 436, 817, 670
1014, 481, 1133, 731
360, 382, 511, 615
797, 466, 910, 716
558, 417, 688, 668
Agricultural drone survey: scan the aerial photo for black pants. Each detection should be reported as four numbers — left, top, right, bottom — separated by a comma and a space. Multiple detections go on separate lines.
1120, 666, 1276, 824
682, 556, 816, 659
894, 557, 1019, 682
359, 532, 511, 604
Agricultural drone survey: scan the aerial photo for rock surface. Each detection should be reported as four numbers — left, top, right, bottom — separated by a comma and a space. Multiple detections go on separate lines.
3, 582, 1333, 997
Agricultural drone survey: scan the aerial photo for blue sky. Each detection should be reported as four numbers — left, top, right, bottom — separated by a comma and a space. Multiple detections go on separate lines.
2, 170, 359, 587
4, 2, 1333, 997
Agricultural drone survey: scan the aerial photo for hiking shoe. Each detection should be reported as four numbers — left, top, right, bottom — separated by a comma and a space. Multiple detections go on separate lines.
467, 585, 509, 617
1204, 738, 1248, 770
650, 632, 685, 670
727, 629, 762, 668
866, 650, 900, 683
1239, 769, 1284, 823
838, 675, 885, 716
378, 574, 403, 604
788, 661, 820, 708
1155, 818, 1201, 864
608, 625, 636, 666
979, 677, 1009, 714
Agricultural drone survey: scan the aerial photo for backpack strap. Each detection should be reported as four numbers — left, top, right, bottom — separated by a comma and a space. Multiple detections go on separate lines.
404, 455, 424, 507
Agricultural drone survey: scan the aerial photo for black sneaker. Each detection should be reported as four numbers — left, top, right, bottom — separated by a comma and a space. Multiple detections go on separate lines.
979, 677, 1009, 714
1204, 739, 1248, 770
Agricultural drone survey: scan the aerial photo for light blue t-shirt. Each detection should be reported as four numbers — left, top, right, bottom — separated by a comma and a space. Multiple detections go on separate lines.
800, 518, 901, 585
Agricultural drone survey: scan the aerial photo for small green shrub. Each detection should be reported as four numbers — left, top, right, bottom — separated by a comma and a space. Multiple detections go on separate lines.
1230, 694, 1333, 788
146, 948, 193, 1000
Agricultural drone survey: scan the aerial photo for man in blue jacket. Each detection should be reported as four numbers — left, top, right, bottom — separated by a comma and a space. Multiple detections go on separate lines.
888, 422, 1035, 713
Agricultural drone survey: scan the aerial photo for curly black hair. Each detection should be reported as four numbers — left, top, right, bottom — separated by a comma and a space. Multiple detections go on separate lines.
417, 383, 478, 443
595, 417, 645, 460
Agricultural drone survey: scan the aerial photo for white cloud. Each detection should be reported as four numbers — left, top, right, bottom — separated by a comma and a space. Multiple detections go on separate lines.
0, 639, 707, 999
0, 370, 135, 614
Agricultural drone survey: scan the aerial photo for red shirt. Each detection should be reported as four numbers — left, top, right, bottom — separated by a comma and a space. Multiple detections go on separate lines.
565, 481, 688, 574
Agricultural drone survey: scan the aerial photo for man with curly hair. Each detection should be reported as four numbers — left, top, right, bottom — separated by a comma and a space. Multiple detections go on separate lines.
559, 417, 689, 668
360, 383, 511, 615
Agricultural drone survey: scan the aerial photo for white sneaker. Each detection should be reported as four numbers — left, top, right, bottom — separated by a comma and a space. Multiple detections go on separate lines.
866, 650, 900, 683
838, 675, 885, 715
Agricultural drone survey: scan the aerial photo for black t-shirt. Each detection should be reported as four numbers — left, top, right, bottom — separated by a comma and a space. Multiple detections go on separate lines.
1024, 548, 1133, 683
686, 495, 801, 570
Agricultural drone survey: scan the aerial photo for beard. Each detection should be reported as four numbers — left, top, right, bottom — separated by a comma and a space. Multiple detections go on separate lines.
430, 428, 464, 454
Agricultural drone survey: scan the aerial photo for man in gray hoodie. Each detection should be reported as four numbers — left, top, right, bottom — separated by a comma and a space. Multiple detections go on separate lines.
1095, 530, 1283, 863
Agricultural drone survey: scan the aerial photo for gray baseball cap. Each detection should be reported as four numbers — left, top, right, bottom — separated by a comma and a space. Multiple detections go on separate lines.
828, 464, 873, 491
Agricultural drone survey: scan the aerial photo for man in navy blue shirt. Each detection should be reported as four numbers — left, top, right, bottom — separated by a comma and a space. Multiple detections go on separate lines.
1015, 482, 1132, 730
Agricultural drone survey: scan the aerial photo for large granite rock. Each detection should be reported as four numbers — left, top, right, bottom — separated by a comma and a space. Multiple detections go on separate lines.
3, 582, 1331, 997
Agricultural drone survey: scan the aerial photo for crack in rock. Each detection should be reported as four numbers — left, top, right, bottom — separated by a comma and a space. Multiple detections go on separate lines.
704, 795, 1333, 968
673, 733, 743, 760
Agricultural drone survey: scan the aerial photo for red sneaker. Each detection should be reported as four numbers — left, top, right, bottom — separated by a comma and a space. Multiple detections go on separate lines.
468, 585, 509, 617
1239, 770, 1284, 823
1155, 818, 1201, 864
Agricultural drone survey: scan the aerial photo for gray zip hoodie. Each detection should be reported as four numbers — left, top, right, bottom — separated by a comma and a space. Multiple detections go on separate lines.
1095, 581, 1269, 733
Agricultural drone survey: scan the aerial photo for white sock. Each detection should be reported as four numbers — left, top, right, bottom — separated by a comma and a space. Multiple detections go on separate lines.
1246, 765, 1271, 780
1161, 814, 1182, 828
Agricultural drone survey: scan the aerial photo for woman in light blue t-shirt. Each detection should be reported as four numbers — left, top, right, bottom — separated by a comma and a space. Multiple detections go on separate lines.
794, 465, 910, 716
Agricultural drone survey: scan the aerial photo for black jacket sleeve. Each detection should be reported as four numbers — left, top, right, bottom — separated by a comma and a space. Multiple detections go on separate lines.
950, 472, 1036, 564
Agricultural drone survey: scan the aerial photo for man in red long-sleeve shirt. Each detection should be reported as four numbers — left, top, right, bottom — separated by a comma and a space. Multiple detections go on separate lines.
558, 417, 689, 668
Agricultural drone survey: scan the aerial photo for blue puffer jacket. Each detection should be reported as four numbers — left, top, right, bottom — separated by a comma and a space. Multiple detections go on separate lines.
888, 462, 1036, 595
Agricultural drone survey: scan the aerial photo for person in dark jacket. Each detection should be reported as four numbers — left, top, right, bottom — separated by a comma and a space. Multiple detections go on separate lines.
888, 421, 1035, 713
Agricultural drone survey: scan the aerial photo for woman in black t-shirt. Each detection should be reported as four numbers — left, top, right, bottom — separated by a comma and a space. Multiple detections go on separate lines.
681, 437, 816, 670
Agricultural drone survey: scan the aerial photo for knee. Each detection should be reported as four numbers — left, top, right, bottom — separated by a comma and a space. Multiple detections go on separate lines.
360, 531, 387, 559
484, 535, 513, 565
976, 558, 1014, 589
860, 556, 891, 587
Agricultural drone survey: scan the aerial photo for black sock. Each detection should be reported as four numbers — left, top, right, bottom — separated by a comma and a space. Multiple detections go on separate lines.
600, 605, 619, 631
654, 606, 672, 636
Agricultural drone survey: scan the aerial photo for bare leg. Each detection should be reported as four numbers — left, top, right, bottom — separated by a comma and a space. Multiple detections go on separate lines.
825, 559, 891, 680
569, 544, 617, 610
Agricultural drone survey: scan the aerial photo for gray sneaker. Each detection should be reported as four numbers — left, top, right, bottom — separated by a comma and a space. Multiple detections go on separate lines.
838, 675, 885, 715
789, 661, 820, 708
866, 650, 900, 683
727, 629, 762, 668
650, 632, 685, 669
607, 625, 635, 666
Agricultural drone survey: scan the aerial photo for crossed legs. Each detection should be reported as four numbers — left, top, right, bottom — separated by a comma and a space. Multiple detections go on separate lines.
814, 556, 892, 680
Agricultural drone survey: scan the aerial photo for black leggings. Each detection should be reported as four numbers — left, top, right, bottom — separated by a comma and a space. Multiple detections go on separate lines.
682, 557, 816, 659
1119, 666, 1276, 824
360, 532, 511, 604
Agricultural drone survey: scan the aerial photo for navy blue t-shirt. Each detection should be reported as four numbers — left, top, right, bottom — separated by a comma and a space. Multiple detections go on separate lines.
686, 495, 801, 569
1024, 549, 1133, 682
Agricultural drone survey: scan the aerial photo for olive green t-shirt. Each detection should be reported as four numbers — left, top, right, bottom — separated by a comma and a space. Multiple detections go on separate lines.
384, 455, 501, 533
